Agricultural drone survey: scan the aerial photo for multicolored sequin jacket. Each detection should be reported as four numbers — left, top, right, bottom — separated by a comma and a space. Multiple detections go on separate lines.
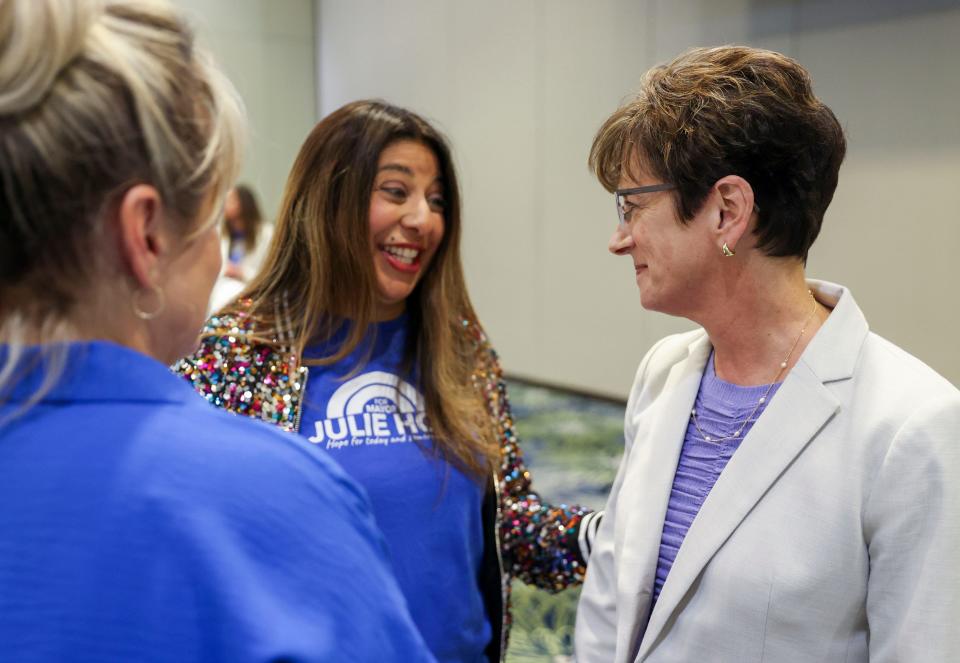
175, 305, 601, 662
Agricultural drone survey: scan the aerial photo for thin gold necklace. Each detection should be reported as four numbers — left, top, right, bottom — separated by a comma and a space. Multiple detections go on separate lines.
690, 291, 819, 444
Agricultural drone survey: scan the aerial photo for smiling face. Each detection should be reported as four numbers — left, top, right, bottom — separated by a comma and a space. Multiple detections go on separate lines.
368, 140, 446, 320
608, 165, 717, 318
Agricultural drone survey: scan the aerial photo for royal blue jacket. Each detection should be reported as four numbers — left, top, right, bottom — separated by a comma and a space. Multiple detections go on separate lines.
0, 341, 434, 663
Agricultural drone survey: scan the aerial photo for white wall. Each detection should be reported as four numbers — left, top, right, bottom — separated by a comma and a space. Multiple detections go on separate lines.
320, 0, 960, 398
175, 0, 317, 219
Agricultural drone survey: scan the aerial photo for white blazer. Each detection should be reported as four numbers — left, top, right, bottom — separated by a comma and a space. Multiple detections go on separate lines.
575, 281, 960, 663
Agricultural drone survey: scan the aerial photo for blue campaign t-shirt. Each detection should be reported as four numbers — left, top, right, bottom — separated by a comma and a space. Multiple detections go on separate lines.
301, 315, 490, 663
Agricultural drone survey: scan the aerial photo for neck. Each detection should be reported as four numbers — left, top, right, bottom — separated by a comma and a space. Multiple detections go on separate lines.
0, 285, 164, 364
699, 263, 827, 386
372, 300, 406, 322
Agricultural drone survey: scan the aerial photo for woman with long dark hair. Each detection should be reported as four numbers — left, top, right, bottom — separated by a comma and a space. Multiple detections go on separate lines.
178, 99, 602, 662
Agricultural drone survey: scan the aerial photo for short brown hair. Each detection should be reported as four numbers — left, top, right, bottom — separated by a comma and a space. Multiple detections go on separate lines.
589, 46, 846, 259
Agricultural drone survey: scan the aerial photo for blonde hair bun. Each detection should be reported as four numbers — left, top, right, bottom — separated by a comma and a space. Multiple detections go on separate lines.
0, 0, 100, 116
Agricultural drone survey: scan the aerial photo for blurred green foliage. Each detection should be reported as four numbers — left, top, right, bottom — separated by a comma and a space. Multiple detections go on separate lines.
503, 380, 624, 663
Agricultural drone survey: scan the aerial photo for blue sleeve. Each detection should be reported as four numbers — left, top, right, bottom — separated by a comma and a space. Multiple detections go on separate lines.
132, 419, 437, 663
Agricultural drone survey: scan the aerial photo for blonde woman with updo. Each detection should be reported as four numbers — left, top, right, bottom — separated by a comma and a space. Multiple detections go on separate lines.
0, 1, 433, 661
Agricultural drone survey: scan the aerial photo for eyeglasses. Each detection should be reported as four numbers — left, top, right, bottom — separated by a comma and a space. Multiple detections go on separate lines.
614, 183, 676, 230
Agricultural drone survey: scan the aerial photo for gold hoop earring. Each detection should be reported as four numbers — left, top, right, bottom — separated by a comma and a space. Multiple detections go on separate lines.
132, 285, 165, 320
721, 242, 736, 257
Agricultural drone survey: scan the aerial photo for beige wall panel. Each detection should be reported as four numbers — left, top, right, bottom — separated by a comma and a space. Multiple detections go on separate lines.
176, 0, 317, 219
315, 0, 959, 395
444, 2, 543, 381
317, 0, 453, 118
318, 0, 545, 380
799, 7, 960, 385
537, 1, 662, 389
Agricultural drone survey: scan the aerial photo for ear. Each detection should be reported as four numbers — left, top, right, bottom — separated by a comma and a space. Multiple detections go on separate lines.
115, 184, 169, 289
711, 175, 755, 254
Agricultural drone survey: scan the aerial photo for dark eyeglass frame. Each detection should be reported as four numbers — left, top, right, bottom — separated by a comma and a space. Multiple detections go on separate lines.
614, 183, 677, 229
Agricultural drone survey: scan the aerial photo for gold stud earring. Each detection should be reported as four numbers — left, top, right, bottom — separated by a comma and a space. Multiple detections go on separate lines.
721, 242, 735, 257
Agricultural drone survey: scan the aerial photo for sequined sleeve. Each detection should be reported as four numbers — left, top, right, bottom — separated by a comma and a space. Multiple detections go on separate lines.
173, 312, 305, 433
469, 321, 602, 593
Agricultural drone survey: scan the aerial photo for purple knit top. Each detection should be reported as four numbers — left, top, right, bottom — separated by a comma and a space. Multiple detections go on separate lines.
652, 352, 782, 602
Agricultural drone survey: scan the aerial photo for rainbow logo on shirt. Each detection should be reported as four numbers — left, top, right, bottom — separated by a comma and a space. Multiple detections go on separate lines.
306, 371, 431, 450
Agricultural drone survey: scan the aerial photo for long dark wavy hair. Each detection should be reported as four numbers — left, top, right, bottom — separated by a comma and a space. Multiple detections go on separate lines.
227, 100, 497, 479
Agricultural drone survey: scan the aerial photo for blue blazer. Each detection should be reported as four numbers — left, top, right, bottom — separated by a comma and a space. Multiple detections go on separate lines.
0, 341, 434, 662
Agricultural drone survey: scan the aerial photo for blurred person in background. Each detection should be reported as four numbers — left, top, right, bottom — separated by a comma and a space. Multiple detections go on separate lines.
223, 183, 271, 281
177, 99, 603, 663
0, 1, 434, 660
210, 183, 273, 311
575, 46, 959, 662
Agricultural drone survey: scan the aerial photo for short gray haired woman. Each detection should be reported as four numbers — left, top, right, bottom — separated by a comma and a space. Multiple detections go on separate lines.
0, 1, 432, 660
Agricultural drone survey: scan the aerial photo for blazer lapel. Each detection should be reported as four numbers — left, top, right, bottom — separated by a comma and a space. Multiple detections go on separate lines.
615, 334, 712, 657
636, 324, 848, 661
